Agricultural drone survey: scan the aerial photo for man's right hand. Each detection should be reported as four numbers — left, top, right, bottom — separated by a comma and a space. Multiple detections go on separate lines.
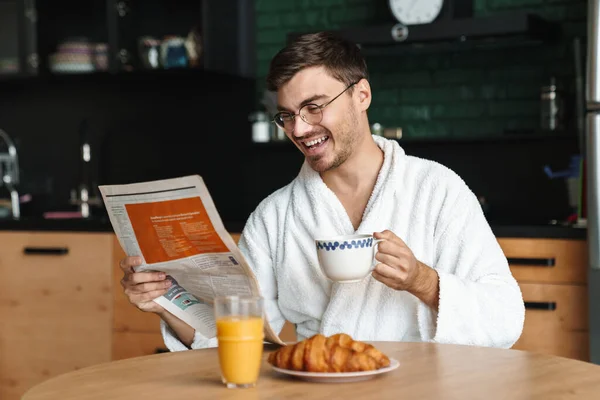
119, 256, 171, 314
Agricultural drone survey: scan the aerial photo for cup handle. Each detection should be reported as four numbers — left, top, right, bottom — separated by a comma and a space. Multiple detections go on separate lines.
370, 238, 385, 272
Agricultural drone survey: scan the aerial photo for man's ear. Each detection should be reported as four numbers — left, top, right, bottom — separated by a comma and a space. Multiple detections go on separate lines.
355, 79, 372, 112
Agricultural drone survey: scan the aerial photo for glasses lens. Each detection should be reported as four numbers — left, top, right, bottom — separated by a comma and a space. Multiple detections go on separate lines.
300, 104, 322, 125
274, 113, 289, 129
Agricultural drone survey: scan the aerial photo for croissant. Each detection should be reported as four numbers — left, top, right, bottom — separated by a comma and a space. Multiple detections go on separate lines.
268, 333, 390, 373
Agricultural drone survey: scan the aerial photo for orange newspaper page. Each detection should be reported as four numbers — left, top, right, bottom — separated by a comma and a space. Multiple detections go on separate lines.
125, 197, 229, 264
98, 175, 285, 346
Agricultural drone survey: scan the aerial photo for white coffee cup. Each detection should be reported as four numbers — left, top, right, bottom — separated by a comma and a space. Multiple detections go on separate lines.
315, 234, 384, 283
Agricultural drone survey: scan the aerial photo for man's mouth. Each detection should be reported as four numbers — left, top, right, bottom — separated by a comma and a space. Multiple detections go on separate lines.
302, 135, 329, 149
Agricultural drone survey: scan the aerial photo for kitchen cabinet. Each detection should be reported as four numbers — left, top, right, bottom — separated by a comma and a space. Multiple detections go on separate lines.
0, 231, 113, 400
0, 230, 263, 399
0, 0, 110, 78
3, 230, 583, 400
110, 0, 255, 76
498, 238, 589, 361
0, 0, 36, 77
0, 0, 254, 80
111, 235, 164, 360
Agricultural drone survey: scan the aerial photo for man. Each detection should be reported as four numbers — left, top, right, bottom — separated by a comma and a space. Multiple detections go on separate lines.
119, 32, 525, 351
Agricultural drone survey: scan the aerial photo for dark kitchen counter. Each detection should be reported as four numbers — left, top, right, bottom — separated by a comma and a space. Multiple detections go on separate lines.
0, 217, 587, 240
0, 216, 248, 235
490, 223, 586, 240
0, 216, 115, 233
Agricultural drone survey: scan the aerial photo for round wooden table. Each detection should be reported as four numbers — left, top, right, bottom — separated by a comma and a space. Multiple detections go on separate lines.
22, 342, 600, 399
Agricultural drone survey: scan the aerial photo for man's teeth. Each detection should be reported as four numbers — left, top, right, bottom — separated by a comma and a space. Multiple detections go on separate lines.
306, 137, 327, 147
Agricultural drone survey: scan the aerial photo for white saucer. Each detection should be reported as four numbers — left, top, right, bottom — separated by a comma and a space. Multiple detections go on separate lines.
271, 358, 400, 383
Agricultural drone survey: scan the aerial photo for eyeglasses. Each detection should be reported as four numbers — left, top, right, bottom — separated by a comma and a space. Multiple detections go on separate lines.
272, 81, 359, 132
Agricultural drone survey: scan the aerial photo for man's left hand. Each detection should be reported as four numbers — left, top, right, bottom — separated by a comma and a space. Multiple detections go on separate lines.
372, 230, 440, 310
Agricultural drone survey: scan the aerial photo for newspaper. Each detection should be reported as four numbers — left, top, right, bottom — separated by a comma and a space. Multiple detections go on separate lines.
98, 175, 284, 346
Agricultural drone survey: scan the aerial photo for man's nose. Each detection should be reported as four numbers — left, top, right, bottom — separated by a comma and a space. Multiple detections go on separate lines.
291, 115, 312, 138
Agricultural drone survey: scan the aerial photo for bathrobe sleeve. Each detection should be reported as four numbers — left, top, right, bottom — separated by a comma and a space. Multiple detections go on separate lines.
237, 210, 288, 338
417, 178, 525, 349
160, 319, 217, 351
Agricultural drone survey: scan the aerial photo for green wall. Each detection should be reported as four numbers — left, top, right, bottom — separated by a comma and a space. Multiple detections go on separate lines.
254, 0, 588, 140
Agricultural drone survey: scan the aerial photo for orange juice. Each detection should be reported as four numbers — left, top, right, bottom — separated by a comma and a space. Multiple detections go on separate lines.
216, 316, 264, 385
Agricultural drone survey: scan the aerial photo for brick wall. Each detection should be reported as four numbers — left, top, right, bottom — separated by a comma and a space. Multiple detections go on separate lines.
254, 0, 587, 140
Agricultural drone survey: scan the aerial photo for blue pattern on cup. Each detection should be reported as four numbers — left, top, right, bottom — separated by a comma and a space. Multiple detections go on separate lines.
316, 237, 373, 251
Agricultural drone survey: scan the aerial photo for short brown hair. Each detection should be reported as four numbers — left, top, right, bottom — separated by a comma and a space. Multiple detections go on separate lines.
266, 31, 369, 92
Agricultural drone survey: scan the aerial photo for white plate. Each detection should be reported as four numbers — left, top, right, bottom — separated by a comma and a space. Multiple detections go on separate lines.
271, 358, 400, 383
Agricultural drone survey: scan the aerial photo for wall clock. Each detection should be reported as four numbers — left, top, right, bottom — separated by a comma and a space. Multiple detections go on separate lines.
388, 0, 473, 25
388, 0, 445, 25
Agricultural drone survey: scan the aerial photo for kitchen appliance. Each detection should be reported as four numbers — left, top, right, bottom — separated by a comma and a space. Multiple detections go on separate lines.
540, 77, 564, 131
586, 0, 600, 365
69, 119, 101, 218
249, 111, 271, 143
0, 128, 20, 219
544, 155, 582, 221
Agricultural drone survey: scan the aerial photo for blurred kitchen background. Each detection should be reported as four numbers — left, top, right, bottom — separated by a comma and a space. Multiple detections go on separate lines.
0, 0, 588, 230
0, 2, 596, 399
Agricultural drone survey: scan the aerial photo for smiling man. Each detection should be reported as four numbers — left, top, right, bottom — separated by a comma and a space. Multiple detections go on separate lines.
118, 32, 525, 351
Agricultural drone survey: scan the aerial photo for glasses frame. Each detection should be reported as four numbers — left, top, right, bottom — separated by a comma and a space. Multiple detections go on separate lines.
271, 81, 359, 131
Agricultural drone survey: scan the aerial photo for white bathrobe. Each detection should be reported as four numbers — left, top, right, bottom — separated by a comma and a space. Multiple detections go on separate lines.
162, 135, 525, 351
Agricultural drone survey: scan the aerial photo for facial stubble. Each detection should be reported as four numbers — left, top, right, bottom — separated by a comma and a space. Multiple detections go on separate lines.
307, 107, 360, 173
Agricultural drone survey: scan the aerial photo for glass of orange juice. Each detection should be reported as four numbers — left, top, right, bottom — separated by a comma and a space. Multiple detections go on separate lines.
214, 295, 264, 389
